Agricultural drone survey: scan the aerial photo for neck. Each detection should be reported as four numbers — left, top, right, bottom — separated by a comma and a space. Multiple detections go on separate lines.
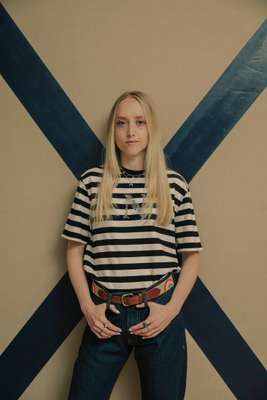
120, 165, 145, 176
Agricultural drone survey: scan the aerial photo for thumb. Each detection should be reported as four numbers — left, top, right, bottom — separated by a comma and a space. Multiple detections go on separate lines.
109, 304, 120, 314
135, 302, 146, 308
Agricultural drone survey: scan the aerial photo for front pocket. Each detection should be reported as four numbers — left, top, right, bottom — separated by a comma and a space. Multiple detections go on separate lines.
90, 290, 106, 306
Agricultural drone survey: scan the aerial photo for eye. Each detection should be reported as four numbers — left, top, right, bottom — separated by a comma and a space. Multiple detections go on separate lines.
116, 120, 124, 126
137, 120, 146, 125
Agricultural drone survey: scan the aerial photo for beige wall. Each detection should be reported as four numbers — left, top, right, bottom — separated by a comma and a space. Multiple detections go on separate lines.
1, 1, 266, 399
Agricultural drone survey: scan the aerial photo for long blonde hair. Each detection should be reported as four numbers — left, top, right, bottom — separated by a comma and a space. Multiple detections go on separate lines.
91, 90, 174, 228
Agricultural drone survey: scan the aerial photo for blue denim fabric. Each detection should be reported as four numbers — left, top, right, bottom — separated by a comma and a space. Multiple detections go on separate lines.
68, 272, 187, 400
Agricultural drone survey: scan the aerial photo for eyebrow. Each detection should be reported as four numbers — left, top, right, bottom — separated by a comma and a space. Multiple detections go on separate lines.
116, 115, 145, 120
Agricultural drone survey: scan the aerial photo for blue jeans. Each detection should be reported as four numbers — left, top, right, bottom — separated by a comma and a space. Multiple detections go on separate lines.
68, 272, 187, 399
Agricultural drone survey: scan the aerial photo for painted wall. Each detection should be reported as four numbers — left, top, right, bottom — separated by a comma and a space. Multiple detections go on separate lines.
1, 1, 266, 399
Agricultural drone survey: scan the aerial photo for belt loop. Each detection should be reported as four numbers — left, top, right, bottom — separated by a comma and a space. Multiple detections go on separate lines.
171, 269, 179, 284
105, 291, 113, 311
141, 290, 148, 307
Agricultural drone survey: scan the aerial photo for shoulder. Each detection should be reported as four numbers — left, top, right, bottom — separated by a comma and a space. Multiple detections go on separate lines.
80, 164, 104, 180
166, 168, 188, 199
79, 164, 104, 190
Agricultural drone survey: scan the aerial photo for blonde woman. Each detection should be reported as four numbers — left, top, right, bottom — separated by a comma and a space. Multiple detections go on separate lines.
62, 90, 203, 399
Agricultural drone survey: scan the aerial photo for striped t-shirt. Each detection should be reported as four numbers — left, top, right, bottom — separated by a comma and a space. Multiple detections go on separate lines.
61, 164, 203, 291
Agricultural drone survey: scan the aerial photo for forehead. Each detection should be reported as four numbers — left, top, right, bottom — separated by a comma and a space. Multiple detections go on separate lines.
116, 97, 145, 119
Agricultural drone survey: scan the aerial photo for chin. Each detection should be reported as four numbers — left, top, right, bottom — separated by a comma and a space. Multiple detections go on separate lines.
123, 146, 140, 153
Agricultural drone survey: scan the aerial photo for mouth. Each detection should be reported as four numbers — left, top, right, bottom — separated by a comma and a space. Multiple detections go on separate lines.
126, 141, 138, 144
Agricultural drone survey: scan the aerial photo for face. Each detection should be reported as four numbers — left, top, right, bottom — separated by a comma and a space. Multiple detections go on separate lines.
114, 97, 149, 167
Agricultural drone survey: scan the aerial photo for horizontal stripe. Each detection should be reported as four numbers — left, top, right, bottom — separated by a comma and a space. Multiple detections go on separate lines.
61, 165, 203, 289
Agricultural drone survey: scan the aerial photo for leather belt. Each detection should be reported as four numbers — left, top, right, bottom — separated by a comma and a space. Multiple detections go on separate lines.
90, 270, 178, 307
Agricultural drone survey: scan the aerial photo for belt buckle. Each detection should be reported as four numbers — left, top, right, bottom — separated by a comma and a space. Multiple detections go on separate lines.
121, 292, 134, 306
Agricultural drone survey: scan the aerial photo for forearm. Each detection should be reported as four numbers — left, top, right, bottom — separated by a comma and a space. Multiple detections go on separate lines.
66, 241, 95, 312
167, 251, 200, 314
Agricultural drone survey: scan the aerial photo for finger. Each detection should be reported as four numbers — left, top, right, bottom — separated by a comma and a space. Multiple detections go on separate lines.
134, 320, 164, 335
109, 304, 121, 314
92, 326, 111, 338
105, 320, 122, 333
141, 325, 162, 336
133, 325, 156, 336
99, 317, 122, 334
94, 322, 116, 338
135, 300, 154, 309
93, 320, 111, 335
142, 329, 162, 339
129, 319, 153, 333
141, 322, 167, 337
135, 302, 146, 308
96, 314, 121, 333
98, 331, 111, 338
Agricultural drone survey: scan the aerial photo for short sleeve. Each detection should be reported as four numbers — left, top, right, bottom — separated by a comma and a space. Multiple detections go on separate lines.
61, 177, 91, 244
174, 178, 203, 253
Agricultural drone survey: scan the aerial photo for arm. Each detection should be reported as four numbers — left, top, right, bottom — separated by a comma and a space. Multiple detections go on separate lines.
66, 240, 95, 314
129, 251, 200, 336
168, 174, 203, 315
166, 251, 200, 315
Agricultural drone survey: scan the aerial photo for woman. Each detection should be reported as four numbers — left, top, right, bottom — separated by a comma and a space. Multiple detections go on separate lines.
61, 90, 203, 399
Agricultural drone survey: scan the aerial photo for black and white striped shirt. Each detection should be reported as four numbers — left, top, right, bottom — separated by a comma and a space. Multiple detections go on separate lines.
61, 165, 203, 291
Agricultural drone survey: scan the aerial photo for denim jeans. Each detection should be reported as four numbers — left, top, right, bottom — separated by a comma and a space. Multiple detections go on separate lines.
68, 272, 187, 400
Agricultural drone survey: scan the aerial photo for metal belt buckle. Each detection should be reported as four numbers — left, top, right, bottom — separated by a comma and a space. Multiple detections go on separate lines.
121, 292, 134, 306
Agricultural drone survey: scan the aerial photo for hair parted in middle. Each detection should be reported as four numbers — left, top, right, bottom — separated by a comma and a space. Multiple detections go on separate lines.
91, 90, 174, 228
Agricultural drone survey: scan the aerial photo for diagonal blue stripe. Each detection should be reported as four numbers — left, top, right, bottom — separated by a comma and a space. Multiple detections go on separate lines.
184, 279, 267, 399
1, 275, 82, 398
0, 4, 102, 179
0, 4, 267, 399
166, 18, 267, 181
165, 18, 267, 399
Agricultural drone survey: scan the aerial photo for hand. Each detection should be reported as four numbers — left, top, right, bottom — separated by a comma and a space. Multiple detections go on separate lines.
81, 302, 122, 339
128, 301, 180, 339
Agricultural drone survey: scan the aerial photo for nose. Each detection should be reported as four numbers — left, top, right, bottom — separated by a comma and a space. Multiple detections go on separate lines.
127, 121, 136, 137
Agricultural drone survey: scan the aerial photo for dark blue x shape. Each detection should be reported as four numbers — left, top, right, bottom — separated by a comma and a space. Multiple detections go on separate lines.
0, 5, 267, 399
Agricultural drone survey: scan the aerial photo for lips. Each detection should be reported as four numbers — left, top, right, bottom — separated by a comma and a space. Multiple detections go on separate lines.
126, 141, 138, 144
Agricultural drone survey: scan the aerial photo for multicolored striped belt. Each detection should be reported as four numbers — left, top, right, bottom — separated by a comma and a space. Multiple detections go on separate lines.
90, 270, 178, 307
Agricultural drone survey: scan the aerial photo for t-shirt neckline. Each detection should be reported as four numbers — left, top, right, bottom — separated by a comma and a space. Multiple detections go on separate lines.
120, 165, 145, 176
